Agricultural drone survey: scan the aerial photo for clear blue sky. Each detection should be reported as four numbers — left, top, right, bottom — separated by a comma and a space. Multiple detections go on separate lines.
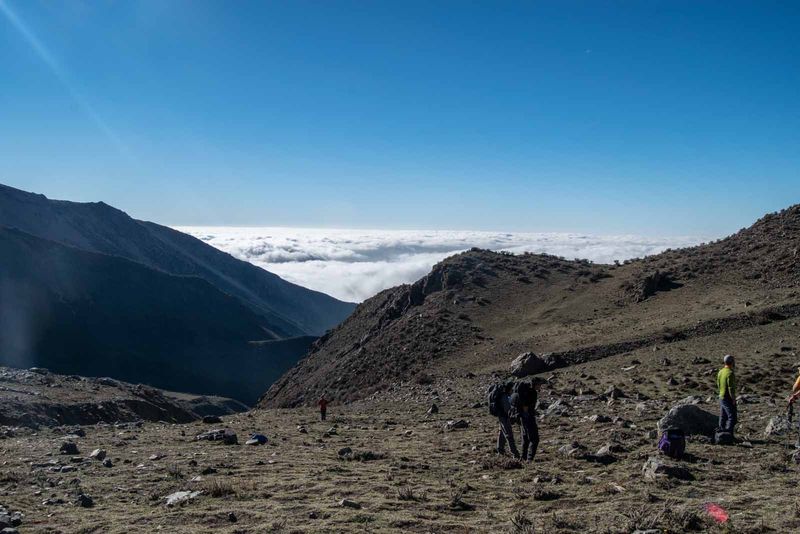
1, 1, 797, 235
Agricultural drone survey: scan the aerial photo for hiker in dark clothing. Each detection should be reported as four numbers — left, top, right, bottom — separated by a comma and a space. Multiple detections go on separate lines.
496, 382, 520, 458
717, 354, 737, 436
511, 379, 541, 462
318, 395, 328, 421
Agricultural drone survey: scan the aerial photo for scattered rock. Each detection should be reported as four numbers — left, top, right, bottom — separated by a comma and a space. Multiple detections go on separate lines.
427, 403, 439, 415
337, 447, 353, 458
339, 499, 361, 509
765, 415, 795, 437
603, 386, 626, 400
558, 441, 586, 458
195, 429, 238, 445
588, 414, 611, 424
642, 456, 693, 481
443, 419, 469, 431
165, 490, 201, 507
227, 512, 237, 523
76, 494, 94, 508
89, 449, 106, 461
246, 434, 268, 446
202, 415, 222, 424
59, 442, 79, 455
102, 459, 113, 468
297, 425, 308, 434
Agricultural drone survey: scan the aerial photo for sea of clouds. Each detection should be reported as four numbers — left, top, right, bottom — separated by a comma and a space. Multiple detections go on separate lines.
176, 227, 704, 303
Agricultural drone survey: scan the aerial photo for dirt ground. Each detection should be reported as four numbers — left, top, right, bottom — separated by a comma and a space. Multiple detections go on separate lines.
2, 315, 799, 533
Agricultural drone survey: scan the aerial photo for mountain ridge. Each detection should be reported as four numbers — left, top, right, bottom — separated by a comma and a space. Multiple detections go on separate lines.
0, 183, 355, 337
261, 204, 800, 407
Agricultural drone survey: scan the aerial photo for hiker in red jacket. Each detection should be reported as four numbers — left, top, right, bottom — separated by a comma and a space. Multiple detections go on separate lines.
318, 395, 328, 421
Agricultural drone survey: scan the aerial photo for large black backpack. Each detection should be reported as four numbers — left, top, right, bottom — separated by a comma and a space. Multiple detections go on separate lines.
513, 381, 537, 409
487, 383, 505, 416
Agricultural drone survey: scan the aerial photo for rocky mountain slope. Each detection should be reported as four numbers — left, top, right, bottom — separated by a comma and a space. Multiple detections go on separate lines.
0, 226, 314, 403
0, 366, 247, 428
262, 205, 800, 407
0, 183, 354, 336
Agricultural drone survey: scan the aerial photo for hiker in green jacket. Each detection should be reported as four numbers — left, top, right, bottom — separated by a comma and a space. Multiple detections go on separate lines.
717, 354, 737, 436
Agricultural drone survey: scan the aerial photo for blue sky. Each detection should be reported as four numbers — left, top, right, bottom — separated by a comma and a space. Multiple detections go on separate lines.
0, 1, 797, 235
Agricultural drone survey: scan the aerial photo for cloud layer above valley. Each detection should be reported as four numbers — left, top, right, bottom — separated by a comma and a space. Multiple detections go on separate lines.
176, 227, 703, 303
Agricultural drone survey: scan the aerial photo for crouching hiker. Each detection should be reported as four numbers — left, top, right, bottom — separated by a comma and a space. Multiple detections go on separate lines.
488, 381, 520, 458
511, 379, 541, 462
717, 354, 737, 438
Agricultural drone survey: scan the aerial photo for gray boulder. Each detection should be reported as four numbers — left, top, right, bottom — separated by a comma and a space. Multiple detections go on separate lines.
657, 403, 717, 436
510, 352, 563, 377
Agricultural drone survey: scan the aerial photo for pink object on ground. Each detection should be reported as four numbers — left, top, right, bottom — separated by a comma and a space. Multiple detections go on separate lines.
704, 503, 729, 523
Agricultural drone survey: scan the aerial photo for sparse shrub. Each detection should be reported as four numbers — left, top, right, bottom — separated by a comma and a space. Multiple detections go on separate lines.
531, 487, 560, 501
620, 505, 663, 531
348, 450, 387, 462
396, 486, 426, 502
509, 509, 535, 533
663, 504, 705, 531
204, 478, 237, 498
548, 512, 576, 530
166, 463, 184, 480
481, 456, 523, 470
446, 489, 474, 511
415, 373, 435, 385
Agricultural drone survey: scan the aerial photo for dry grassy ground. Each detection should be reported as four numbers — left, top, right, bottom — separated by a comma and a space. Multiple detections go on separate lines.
2, 315, 799, 533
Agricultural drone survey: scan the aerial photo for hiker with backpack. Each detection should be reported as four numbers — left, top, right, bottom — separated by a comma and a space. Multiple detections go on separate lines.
488, 381, 520, 458
510, 379, 541, 462
717, 354, 737, 439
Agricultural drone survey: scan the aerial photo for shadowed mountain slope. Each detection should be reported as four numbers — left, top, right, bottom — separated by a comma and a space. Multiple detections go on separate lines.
0, 226, 314, 403
0, 183, 354, 336
261, 205, 800, 407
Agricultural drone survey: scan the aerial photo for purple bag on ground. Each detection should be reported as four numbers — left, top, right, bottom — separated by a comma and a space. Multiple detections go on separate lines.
658, 427, 686, 459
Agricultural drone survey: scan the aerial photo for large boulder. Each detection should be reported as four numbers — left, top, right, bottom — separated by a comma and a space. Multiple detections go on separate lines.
510, 352, 563, 377
657, 403, 717, 436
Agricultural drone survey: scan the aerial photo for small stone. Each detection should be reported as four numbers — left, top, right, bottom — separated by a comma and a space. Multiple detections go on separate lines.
337, 447, 353, 457
642, 456, 693, 481
443, 419, 469, 431
102, 459, 113, 468
89, 449, 106, 461
339, 499, 361, 509
59, 442, 79, 455
202, 415, 222, 424
164, 490, 201, 507
297, 426, 308, 434
76, 494, 94, 508
588, 414, 611, 424
227, 512, 237, 523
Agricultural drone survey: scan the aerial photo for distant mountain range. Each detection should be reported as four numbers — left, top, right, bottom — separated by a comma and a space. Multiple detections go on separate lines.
0, 184, 355, 403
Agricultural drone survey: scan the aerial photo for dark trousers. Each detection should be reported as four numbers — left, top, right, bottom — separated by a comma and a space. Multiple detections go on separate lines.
520, 411, 539, 461
719, 398, 737, 434
497, 415, 520, 457
320, 409, 326, 421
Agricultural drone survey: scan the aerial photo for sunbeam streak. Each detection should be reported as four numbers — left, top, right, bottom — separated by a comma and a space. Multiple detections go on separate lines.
0, 0, 130, 157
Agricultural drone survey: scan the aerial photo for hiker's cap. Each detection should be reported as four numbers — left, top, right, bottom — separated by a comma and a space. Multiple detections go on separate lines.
723, 354, 734, 365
